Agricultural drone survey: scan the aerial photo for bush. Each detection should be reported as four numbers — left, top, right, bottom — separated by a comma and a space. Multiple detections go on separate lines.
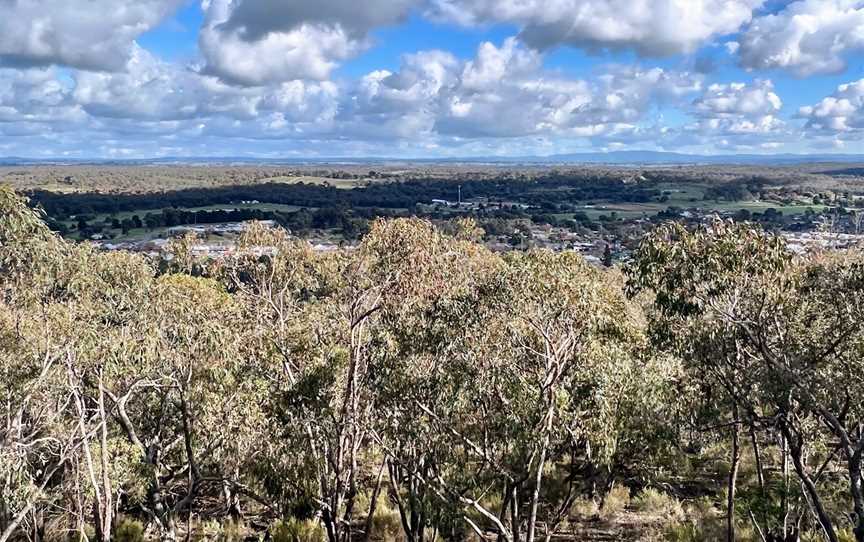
570, 497, 599, 518
599, 484, 631, 519
632, 488, 684, 521
370, 509, 404, 542
270, 518, 326, 542
217, 520, 249, 542
114, 518, 146, 542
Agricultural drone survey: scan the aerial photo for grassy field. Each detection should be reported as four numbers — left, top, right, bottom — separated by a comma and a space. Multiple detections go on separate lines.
535, 181, 827, 220
67, 203, 303, 223
64, 203, 306, 241
259, 175, 370, 189
556, 200, 828, 221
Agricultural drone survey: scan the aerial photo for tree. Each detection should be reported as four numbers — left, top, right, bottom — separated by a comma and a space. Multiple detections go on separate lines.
602, 244, 613, 267
629, 220, 864, 542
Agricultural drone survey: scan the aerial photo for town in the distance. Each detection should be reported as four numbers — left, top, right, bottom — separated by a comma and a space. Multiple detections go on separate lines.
7, 158, 864, 265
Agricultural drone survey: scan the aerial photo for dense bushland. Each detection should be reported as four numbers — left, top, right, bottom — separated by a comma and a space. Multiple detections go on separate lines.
2, 185, 864, 542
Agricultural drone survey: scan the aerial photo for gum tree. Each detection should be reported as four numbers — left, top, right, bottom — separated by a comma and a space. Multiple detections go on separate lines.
629, 220, 864, 542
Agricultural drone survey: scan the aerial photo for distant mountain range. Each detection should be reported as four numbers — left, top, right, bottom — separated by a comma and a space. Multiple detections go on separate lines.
1, 151, 863, 166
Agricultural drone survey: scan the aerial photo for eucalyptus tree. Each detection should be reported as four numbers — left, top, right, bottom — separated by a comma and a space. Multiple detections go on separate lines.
628, 220, 792, 541
366, 218, 505, 542
224, 219, 415, 542
0, 187, 153, 542
0, 284, 91, 542
215, 223, 331, 522
371, 238, 663, 542
629, 220, 864, 542
0, 187, 103, 542
0, 186, 265, 541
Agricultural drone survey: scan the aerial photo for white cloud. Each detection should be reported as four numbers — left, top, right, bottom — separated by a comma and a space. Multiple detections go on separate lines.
197, 0, 768, 87
0, 43, 339, 149
0, 35, 716, 155
737, 0, 864, 76
694, 79, 781, 117
211, 0, 416, 40
0, 67, 84, 127
339, 39, 702, 142
198, 0, 416, 85
73, 46, 204, 121
428, 0, 763, 55
337, 49, 460, 139
682, 79, 787, 149
0, 0, 182, 71
799, 79, 864, 136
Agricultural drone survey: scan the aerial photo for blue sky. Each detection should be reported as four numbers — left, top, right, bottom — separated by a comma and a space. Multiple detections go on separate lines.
1, 0, 863, 158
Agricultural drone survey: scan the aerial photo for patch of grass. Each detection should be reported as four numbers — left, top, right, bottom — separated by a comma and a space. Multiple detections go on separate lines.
261, 176, 370, 189
114, 518, 146, 542
599, 484, 631, 519
570, 497, 599, 518
632, 488, 685, 522
216, 520, 250, 542
270, 518, 326, 542
370, 509, 404, 542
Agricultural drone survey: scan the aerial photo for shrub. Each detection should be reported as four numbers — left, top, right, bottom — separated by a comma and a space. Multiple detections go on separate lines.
270, 518, 326, 542
599, 484, 631, 519
632, 488, 684, 521
114, 518, 146, 542
570, 497, 599, 518
217, 520, 249, 542
371, 509, 404, 542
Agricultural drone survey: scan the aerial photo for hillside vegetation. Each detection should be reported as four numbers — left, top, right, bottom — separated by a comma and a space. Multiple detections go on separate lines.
2, 185, 864, 542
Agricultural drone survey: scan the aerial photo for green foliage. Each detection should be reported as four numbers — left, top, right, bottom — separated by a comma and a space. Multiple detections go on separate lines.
3, 186, 864, 542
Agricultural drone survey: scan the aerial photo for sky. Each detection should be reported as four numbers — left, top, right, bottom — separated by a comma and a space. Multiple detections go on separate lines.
0, 0, 863, 159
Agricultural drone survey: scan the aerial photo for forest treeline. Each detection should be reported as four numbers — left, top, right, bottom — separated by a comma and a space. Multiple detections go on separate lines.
2, 184, 864, 542
28, 175, 661, 219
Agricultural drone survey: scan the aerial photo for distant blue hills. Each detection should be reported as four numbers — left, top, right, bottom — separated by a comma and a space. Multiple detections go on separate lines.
1, 150, 863, 166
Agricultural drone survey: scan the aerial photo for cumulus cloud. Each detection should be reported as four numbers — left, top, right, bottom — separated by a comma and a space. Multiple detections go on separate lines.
0, 67, 83, 127
682, 79, 787, 149
0, 41, 339, 151
339, 38, 702, 142
0, 34, 714, 155
0, 0, 182, 71
799, 79, 864, 136
694, 79, 782, 117
428, 0, 763, 56
198, 0, 768, 86
73, 46, 205, 121
214, 0, 416, 40
72, 45, 340, 138
737, 0, 864, 76
199, 0, 416, 85
338, 49, 460, 139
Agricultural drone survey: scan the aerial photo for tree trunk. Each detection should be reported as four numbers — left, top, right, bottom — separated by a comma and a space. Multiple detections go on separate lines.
750, 424, 766, 493
781, 432, 789, 541
728, 417, 741, 542
0, 503, 33, 542
847, 446, 864, 542
781, 425, 838, 542
362, 461, 386, 542
97, 371, 113, 542
511, 483, 521, 542
527, 419, 552, 542
0, 460, 72, 542
497, 483, 513, 542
